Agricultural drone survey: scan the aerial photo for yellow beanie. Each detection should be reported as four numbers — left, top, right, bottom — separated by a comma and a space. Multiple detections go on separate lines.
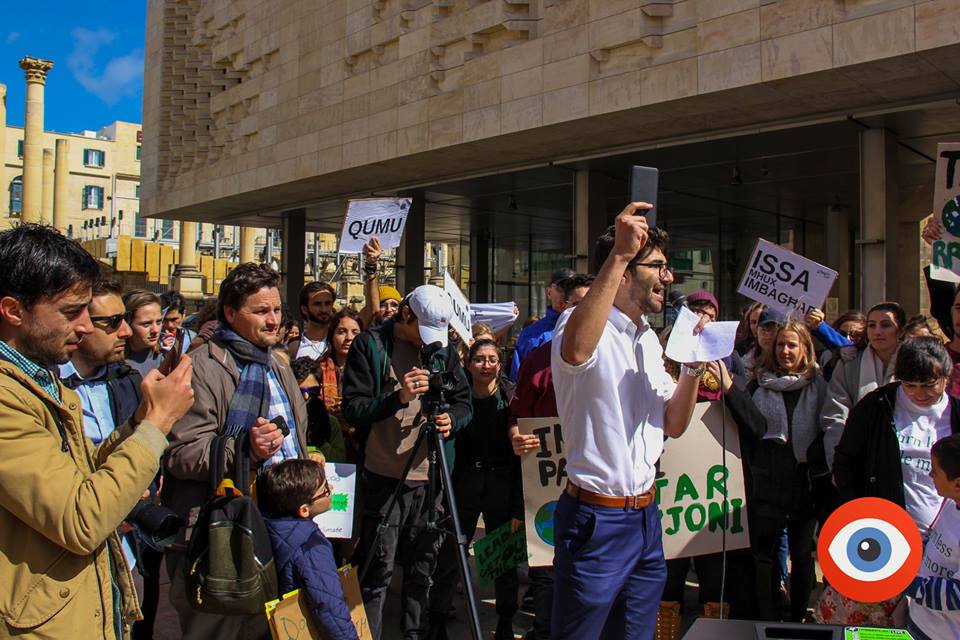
379, 285, 402, 302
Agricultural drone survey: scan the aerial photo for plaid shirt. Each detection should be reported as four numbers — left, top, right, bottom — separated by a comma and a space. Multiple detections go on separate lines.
0, 340, 61, 403
233, 362, 301, 466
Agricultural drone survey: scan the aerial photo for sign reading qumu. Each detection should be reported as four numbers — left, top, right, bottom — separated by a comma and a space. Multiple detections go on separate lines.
338, 198, 411, 253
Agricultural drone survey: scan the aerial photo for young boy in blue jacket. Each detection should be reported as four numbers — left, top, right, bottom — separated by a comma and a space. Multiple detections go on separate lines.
258, 459, 359, 640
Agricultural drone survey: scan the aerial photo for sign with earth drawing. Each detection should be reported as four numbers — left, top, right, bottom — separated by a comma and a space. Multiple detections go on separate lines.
518, 417, 566, 567
929, 142, 960, 283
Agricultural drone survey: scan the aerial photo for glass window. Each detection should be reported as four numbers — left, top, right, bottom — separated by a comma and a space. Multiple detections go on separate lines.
135, 184, 140, 199
82, 185, 104, 210
136, 145, 141, 161
134, 212, 147, 237
161, 219, 174, 241
9, 176, 22, 214
83, 148, 105, 168
17, 140, 23, 158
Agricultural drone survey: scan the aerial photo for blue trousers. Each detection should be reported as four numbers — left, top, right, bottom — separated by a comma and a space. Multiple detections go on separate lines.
551, 492, 666, 639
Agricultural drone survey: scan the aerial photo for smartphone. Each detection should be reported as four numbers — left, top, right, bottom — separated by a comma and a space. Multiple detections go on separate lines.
271, 415, 291, 438
629, 165, 659, 228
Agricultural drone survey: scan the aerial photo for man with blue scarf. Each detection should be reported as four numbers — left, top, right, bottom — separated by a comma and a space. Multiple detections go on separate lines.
163, 263, 309, 640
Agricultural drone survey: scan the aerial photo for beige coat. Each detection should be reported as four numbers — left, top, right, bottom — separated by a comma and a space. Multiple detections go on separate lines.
0, 360, 168, 639
163, 338, 308, 536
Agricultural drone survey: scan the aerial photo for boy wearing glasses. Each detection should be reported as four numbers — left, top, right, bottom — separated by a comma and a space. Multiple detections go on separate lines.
259, 459, 359, 640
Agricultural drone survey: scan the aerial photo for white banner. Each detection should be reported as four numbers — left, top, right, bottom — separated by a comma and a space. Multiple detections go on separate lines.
444, 271, 473, 343
930, 143, 960, 283
338, 198, 411, 253
313, 462, 357, 540
470, 302, 518, 334
736, 239, 837, 316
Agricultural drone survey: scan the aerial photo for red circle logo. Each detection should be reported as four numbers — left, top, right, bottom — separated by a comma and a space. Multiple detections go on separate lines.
817, 498, 922, 602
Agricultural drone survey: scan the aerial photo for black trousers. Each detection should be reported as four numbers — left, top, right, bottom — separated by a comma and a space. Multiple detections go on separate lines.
662, 550, 756, 619
751, 514, 817, 622
132, 545, 164, 640
360, 471, 442, 640
430, 466, 519, 626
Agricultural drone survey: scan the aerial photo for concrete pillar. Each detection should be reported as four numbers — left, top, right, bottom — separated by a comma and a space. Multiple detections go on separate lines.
0, 85, 6, 183
239, 226, 257, 263
282, 210, 307, 318
574, 171, 612, 273
41, 149, 54, 225
858, 129, 899, 309
53, 139, 70, 232
171, 221, 204, 298
825, 205, 851, 312
18, 57, 53, 224
471, 228, 491, 302
397, 191, 425, 294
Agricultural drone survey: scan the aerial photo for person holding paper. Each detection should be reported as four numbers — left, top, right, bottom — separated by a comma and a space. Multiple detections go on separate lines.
550, 204, 705, 640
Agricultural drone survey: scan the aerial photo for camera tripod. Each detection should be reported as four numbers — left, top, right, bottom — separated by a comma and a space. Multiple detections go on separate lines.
359, 392, 483, 640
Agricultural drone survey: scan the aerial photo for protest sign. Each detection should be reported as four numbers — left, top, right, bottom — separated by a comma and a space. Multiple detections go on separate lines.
736, 239, 837, 316
519, 405, 749, 564
470, 302, 518, 334
656, 402, 750, 559
929, 143, 960, 283
443, 271, 473, 343
518, 417, 566, 567
313, 462, 356, 540
265, 565, 372, 640
472, 521, 527, 588
338, 198, 411, 253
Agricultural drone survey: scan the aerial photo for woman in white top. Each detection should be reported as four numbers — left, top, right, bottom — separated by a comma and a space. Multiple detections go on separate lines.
821, 302, 906, 470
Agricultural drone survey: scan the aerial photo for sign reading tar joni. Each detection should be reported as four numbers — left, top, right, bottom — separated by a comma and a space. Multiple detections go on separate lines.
338, 198, 411, 253
519, 405, 750, 565
736, 239, 837, 317
929, 143, 960, 283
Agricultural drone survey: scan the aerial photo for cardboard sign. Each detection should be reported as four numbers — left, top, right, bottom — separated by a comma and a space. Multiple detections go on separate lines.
472, 521, 527, 588
338, 198, 411, 253
736, 239, 838, 316
313, 462, 356, 540
929, 143, 960, 283
655, 402, 750, 559
518, 417, 566, 567
443, 271, 473, 343
265, 565, 372, 640
519, 406, 749, 565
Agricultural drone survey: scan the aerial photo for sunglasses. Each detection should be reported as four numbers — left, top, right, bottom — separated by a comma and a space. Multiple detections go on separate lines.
90, 313, 126, 332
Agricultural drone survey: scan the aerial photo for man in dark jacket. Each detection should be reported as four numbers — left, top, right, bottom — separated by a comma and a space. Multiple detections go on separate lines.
342, 285, 472, 640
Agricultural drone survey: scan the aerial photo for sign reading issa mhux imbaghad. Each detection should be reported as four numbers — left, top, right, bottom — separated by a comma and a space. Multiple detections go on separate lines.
337, 198, 411, 253
929, 143, 960, 283
736, 239, 838, 317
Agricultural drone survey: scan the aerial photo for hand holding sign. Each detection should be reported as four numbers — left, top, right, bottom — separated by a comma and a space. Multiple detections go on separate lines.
928, 143, 960, 283
736, 239, 838, 316
339, 198, 411, 253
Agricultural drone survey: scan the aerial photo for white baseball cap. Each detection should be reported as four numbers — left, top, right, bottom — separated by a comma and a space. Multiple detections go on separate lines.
407, 285, 452, 347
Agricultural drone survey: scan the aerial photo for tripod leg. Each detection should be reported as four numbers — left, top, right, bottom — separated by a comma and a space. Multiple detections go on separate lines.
431, 429, 483, 640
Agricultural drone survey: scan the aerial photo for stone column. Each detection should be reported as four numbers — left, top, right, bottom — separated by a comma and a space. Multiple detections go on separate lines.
171, 221, 204, 298
53, 139, 70, 233
574, 170, 612, 274
825, 205, 851, 313
397, 191, 425, 294
41, 149, 54, 225
239, 226, 257, 263
0, 84, 6, 180
859, 128, 898, 309
18, 57, 54, 223
282, 210, 307, 318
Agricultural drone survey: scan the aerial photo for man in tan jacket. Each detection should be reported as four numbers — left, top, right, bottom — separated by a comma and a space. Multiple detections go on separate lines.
0, 224, 195, 639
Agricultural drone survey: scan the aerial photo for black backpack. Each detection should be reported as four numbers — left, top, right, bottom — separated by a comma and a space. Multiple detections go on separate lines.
184, 432, 278, 615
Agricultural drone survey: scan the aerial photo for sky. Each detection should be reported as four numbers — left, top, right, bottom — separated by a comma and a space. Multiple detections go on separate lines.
1, 1, 147, 134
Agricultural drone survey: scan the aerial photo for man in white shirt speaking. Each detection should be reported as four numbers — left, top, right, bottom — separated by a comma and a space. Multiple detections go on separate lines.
550, 203, 705, 639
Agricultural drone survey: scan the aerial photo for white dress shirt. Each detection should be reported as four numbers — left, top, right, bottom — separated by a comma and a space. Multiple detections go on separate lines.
551, 305, 676, 496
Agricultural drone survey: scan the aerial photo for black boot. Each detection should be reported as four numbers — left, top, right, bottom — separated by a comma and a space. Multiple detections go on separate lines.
494, 615, 514, 640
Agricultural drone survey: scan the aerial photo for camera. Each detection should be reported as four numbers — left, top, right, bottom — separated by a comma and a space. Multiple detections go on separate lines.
420, 342, 457, 417
127, 482, 184, 551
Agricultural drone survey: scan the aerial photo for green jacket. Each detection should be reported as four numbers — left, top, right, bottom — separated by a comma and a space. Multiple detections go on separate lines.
0, 360, 168, 639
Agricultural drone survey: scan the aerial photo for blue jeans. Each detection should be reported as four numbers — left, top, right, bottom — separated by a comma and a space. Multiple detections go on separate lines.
551, 492, 666, 639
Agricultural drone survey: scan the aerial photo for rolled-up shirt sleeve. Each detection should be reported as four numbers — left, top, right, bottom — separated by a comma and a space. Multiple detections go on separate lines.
550, 310, 600, 375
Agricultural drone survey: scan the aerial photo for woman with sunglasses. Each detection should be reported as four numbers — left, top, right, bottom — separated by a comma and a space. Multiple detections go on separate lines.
316, 309, 364, 463
429, 339, 521, 640
292, 357, 346, 463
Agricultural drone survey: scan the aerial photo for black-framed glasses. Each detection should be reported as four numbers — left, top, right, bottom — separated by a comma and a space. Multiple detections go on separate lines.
90, 313, 125, 332
633, 262, 674, 279
310, 482, 332, 503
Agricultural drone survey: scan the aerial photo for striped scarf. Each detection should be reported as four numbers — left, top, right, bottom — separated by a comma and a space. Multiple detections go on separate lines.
215, 326, 271, 437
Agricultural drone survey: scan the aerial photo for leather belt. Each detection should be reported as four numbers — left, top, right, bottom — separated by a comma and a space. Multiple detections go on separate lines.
565, 481, 656, 510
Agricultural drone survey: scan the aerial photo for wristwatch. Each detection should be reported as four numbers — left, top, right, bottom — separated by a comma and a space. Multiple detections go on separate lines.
680, 363, 705, 378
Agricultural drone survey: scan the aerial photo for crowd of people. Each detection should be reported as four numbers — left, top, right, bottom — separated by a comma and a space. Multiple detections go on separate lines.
2, 212, 960, 640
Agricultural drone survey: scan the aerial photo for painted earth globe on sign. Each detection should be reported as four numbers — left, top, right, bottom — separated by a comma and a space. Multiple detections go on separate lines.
942, 195, 960, 236
534, 501, 557, 545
